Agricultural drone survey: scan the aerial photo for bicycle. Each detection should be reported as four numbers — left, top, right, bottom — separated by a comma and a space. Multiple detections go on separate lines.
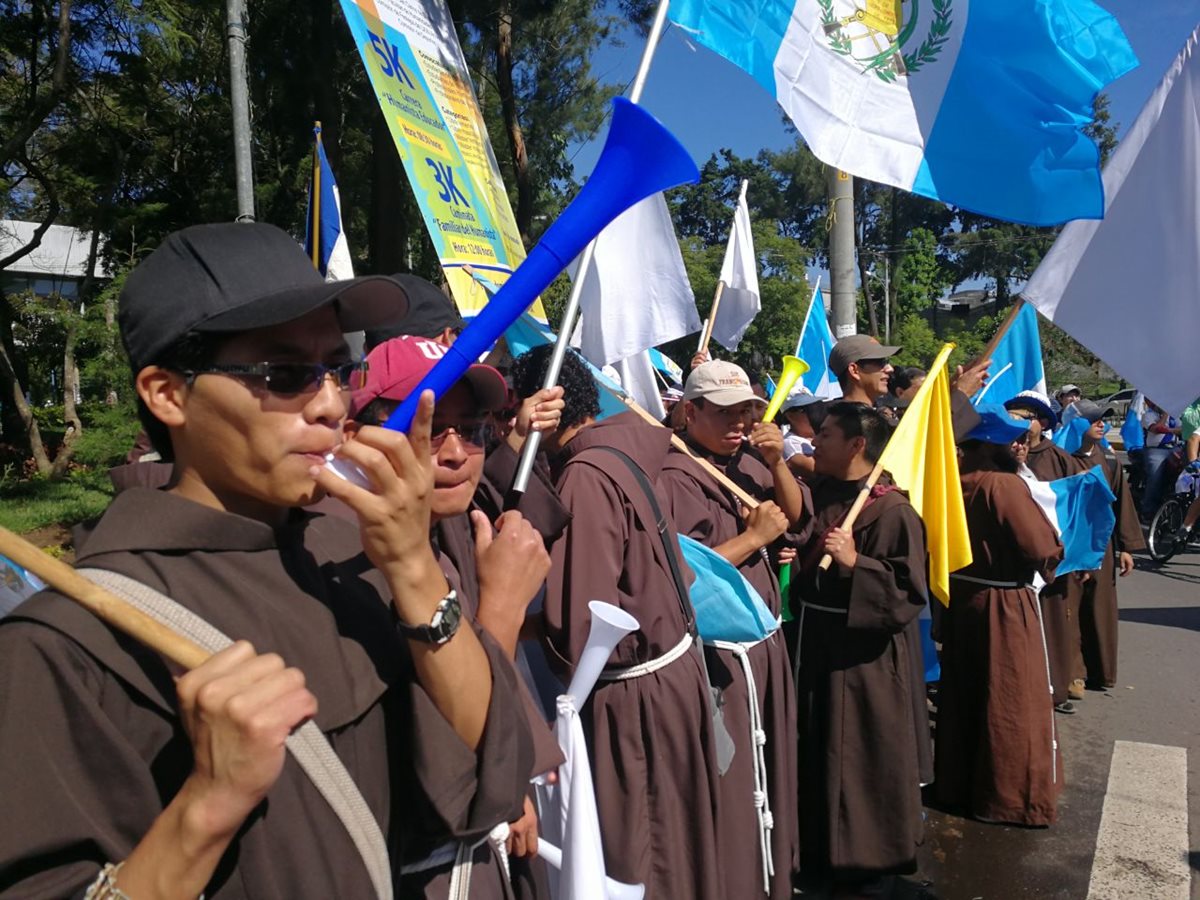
1146, 469, 1200, 563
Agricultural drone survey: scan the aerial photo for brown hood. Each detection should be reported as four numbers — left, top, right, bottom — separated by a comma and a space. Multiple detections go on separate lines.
557, 411, 674, 481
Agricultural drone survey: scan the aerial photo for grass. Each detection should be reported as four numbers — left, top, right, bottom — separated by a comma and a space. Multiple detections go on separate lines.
0, 469, 114, 535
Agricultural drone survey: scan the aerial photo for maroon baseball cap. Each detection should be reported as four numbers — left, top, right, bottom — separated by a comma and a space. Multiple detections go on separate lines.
349, 335, 507, 418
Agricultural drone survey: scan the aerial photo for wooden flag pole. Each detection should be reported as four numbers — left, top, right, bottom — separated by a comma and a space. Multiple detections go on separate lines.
0, 526, 210, 670
696, 281, 726, 358
980, 297, 1026, 364
621, 396, 761, 509
816, 342, 956, 570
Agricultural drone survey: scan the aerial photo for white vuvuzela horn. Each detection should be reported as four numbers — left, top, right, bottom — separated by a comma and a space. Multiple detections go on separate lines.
536, 839, 645, 900
566, 601, 640, 706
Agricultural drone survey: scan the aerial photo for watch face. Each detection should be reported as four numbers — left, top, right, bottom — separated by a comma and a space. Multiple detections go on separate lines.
439, 597, 461, 637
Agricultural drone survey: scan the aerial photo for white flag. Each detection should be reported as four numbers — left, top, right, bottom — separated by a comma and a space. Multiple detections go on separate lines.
710, 181, 760, 351
574, 193, 701, 366
1024, 27, 1200, 416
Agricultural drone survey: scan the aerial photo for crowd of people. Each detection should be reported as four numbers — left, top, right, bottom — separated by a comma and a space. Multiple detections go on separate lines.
0, 223, 1148, 900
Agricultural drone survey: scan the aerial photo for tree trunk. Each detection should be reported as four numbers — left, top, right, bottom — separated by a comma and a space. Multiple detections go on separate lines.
51, 321, 81, 478
0, 0, 73, 171
369, 113, 410, 275
0, 338, 51, 474
495, 3, 533, 247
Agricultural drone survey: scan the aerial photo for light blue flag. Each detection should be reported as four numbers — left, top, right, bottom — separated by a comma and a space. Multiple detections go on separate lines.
676, 535, 779, 643
668, 0, 1136, 226
795, 287, 842, 400
648, 347, 684, 386
1024, 467, 1116, 576
972, 302, 1046, 406
503, 313, 629, 420
304, 124, 354, 279
764, 374, 777, 400
1051, 411, 1109, 454
1120, 392, 1145, 452
0, 554, 45, 618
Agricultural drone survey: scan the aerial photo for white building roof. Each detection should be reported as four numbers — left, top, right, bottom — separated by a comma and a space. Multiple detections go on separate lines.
0, 220, 110, 279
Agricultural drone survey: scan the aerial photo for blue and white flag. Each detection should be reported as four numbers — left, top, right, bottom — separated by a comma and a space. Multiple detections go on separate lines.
1121, 392, 1146, 452
648, 347, 684, 386
304, 123, 355, 280
668, 0, 1137, 226
972, 302, 1046, 406
1022, 466, 1116, 576
795, 286, 842, 400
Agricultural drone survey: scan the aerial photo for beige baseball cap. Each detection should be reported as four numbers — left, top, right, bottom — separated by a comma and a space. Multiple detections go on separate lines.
683, 360, 767, 407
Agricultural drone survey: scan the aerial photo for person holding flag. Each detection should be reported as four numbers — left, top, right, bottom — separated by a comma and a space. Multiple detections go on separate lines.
659, 359, 808, 900
788, 401, 931, 895
936, 405, 1064, 827
1067, 401, 1144, 692
1004, 391, 1086, 712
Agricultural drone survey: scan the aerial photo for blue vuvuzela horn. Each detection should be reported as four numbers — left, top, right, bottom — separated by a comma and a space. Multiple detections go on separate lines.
382, 97, 699, 432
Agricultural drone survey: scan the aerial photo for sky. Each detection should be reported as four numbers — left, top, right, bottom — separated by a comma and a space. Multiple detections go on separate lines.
570, 2, 1198, 207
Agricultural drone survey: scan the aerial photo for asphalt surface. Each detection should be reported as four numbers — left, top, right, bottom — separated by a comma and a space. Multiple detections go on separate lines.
887, 547, 1200, 900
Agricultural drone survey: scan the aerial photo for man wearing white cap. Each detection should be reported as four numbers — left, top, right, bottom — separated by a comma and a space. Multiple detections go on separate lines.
660, 359, 808, 899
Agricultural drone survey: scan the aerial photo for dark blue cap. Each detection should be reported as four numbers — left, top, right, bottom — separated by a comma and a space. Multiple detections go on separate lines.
966, 402, 1032, 444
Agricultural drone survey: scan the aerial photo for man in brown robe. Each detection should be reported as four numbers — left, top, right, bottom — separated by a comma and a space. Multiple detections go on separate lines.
511, 345, 725, 900
789, 402, 930, 893
350, 334, 566, 899
1005, 390, 1084, 712
936, 405, 1063, 827
0, 224, 532, 899
658, 359, 806, 899
1068, 400, 1144, 690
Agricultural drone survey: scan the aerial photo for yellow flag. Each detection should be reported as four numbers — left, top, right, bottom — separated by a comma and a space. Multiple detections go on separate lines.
876, 343, 972, 606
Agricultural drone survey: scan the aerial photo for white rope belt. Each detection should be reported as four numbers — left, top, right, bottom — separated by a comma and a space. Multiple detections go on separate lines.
708, 630, 778, 895
598, 632, 693, 681
401, 822, 511, 900
950, 573, 1035, 591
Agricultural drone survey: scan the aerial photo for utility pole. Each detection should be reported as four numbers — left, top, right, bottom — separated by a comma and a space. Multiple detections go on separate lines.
826, 165, 856, 338
226, 0, 255, 222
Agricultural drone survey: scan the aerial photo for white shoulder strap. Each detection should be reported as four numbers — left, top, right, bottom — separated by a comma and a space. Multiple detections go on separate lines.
76, 567, 392, 900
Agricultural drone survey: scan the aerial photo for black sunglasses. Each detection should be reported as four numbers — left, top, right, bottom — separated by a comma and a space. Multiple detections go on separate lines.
431, 421, 493, 450
183, 361, 367, 395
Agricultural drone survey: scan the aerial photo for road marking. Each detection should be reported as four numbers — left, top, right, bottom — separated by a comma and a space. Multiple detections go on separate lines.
1087, 740, 1190, 900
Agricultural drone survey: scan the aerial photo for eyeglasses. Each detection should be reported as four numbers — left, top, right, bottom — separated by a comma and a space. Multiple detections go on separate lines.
183, 361, 367, 395
431, 421, 493, 451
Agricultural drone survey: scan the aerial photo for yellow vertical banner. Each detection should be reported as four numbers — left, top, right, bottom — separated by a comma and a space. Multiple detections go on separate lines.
338, 0, 546, 322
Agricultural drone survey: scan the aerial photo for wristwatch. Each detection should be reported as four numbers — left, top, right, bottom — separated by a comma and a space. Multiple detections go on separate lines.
397, 590, 462, 645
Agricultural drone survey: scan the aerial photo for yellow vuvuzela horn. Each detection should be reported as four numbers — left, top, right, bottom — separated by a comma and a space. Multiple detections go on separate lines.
762, 355, 810, 422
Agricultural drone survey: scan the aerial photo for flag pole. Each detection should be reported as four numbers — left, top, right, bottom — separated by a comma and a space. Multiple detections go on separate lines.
508, 0, 673, 502
817, 343, 955, 570
309, 122, 322, 268
695, 282, 725, 356
0, 526, 210, 670
980, 297, 1026, 363
695, 179, 749, 357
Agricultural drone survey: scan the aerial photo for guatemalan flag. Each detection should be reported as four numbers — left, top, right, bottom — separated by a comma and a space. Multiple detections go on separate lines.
305, 123, 355, 281
795, 286, 842, 400
971, 301, 1046, 406
1019, 466, 1116, 577
667, 0, 1138, 226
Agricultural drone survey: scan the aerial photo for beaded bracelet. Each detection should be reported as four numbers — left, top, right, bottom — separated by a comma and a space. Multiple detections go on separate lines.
83, 862, 131, 900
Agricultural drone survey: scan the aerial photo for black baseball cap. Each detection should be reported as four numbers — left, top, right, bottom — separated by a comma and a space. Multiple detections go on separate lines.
364, 274, 466, 350
119, 223, 410, 370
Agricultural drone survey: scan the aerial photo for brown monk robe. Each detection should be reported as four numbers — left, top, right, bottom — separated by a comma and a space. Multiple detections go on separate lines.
787, 403, 930, 884
543, 413, 724, 899
511, 347, 724, 900
1009, 399, 1084, 708
936, 429, 1064, 827
657, 360, 809, 899
1069, 406, 1144, 689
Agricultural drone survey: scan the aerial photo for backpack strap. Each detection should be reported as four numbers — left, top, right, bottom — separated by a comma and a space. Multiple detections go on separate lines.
76, 567, 393, 900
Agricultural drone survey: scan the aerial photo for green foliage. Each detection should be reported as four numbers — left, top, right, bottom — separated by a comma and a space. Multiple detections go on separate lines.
72, 402, 142, 468
0, 468, 113, 534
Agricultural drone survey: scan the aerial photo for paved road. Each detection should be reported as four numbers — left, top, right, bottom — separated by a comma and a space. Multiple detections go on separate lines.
896, 548, 1200, 900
